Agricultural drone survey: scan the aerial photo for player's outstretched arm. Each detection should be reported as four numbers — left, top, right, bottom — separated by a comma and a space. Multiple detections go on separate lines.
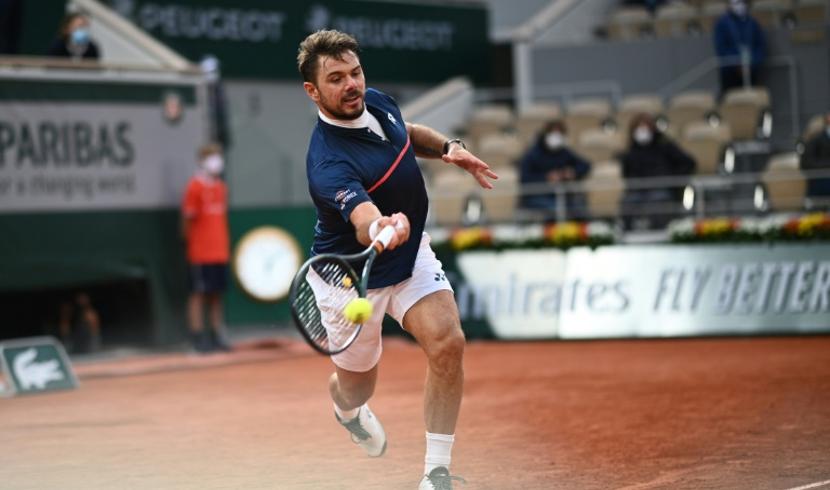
406, 122, 499, 189
350, 201, 410, 250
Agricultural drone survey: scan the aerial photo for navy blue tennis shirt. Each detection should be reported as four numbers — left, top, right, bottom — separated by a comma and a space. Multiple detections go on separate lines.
306, 88, 429, 289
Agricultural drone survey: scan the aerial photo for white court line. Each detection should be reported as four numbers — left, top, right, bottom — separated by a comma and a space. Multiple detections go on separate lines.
784, 480, 830, 490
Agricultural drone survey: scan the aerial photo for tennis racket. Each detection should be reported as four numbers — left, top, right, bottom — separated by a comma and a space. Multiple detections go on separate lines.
289, 225, 397, 355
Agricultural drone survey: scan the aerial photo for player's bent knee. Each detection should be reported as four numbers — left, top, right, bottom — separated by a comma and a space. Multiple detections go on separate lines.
425, 327, 465, 372
331, 371, 376, 408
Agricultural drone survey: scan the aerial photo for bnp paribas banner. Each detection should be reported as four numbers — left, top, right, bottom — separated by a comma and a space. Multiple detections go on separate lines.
106, 0, 489, 82
0, 79, 206, 213
448, 244, 830, 339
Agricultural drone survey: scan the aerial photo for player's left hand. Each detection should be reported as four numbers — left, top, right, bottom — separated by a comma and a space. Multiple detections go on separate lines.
442, 147, 499, 189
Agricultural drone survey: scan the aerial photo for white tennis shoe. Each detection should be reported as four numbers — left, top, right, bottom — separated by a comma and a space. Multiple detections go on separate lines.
335, 404, 387, 457
419, 466, 466, 489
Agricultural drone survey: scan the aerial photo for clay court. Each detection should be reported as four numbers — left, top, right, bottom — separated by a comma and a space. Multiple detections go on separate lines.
2, 335, 829, 489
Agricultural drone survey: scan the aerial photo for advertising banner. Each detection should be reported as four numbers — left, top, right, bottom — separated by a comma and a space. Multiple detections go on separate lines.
0, 79, 206, 213
445, 244, 830, 340
0, 336, 78, 397
106, 0, 489, 82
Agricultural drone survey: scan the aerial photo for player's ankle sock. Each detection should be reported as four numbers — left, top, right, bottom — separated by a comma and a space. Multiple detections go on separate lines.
424, 432, 454, 474
334, 402, 360, 422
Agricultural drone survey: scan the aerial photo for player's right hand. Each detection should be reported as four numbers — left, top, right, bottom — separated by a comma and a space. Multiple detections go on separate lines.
375, 212, 410, 250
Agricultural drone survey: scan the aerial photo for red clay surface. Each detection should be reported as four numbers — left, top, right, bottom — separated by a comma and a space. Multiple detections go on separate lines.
1, 336, 829, 489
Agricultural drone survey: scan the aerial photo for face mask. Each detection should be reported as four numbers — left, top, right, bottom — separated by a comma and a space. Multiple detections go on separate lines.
545, 132, 564, 150
203, 155, 224, 175
634, 127, 653, 145
70, 29, 90, 46
730, 1, 747, 17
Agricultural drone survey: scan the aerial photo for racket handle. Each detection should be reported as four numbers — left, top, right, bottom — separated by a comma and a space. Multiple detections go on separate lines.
373, 225, 396, 252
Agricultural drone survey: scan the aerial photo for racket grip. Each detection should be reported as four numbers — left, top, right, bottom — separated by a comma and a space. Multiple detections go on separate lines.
374, 225, 396, 252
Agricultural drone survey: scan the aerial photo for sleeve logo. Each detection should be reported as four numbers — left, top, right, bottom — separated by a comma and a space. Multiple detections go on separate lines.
334, 189, 358, 210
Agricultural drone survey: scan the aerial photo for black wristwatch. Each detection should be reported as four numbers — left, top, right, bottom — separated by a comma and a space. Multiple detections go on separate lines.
442, 138, 466, 155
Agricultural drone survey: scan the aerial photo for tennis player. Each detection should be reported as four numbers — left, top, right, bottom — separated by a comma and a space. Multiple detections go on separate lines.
298, 30, 497, 489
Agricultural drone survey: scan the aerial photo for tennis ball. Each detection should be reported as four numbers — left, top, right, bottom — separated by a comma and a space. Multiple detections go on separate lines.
344, 297, 373, 324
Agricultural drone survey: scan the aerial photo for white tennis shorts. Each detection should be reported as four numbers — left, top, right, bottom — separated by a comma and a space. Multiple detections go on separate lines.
320, 233, 452, 372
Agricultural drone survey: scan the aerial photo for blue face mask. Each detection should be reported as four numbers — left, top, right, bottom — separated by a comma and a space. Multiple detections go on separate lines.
70, 29, 90, 46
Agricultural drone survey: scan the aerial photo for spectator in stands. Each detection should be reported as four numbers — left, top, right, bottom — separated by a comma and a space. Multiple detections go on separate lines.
47, 12, 101, 60
800, 112, 830, 207
621, 0, 667, 14
620, 113, 696, 229
181, 143, 232, 354
58, 291, 101, 354
518, 120, 591, 221
713, 0, 766, 96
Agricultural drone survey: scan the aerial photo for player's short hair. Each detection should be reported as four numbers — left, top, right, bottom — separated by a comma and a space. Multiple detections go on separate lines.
297, 30, 360, 84
197, 142, 223, 161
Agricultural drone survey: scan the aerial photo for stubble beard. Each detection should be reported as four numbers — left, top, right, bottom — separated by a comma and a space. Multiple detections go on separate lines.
321, 90, 365, 121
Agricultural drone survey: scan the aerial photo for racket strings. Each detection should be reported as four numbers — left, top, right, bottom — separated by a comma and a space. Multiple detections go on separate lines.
299, 260, 360, 352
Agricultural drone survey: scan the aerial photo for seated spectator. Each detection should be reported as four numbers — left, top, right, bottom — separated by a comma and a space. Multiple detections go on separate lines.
59, 291, 101, 354
47, 12, 100, 60
620, 113, 696, 229
714, 0, 766, 96
801, 112, 830, 207
518, 120, 591, 221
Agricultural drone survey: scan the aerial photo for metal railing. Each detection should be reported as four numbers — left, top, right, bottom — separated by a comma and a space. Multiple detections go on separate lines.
476, 79, 623, 108
428, 167, 830, 227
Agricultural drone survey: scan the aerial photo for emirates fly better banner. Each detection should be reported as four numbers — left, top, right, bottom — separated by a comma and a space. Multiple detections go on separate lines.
450, 244, 830, 339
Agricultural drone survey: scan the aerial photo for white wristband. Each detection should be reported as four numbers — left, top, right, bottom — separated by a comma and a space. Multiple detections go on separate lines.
368, 218, 382, 240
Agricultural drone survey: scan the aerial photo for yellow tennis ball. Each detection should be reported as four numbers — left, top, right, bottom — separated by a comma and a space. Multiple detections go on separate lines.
343, 297, 373, 324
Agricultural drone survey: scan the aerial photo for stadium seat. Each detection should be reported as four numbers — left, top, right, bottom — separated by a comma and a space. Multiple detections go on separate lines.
616, 94, 665, 133
515, 102, 562, 146
795, 0, 828, 25
762, 152, 806, 211
752, 0, 795, 28
681, 121, 732, 175
576, 129, 624, 164
699, 2, 727, 31
564, 98, 613, 144
429, 169, 478, 227
418, 156, 453, 184
480, 167, 518, 223
476, 132, 525, 169
667, 90, 717, 135
719, 88, 771, 140
466, 105, 514, 150
585, 161, 623, 219
654, 2, 699, 38
608, 7, 654, 41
